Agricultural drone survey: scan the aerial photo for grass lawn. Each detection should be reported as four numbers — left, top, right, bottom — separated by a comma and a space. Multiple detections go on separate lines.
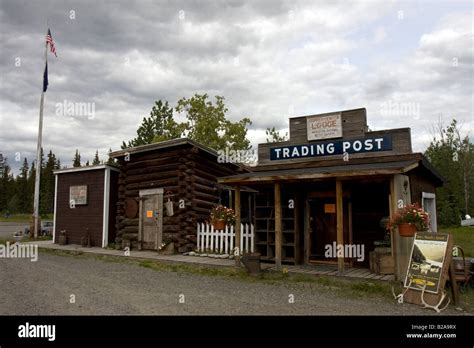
0, 236, 52, 245
439, 226, 474, 257
0, 213, 53, 223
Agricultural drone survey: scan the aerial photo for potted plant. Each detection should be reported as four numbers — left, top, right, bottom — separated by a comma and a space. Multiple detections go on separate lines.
390, 203, 430, 237
241, 252, 261, 275
209, 205, 236, 230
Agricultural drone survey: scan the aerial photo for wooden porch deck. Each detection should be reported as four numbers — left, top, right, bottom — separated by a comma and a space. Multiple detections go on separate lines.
263, 263, 395, 281
29, 241, 394, 281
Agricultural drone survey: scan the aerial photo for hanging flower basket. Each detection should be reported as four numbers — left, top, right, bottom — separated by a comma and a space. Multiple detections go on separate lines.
389, 203, 430, 237
210, 205, 235, 230
397, 223, 417, 237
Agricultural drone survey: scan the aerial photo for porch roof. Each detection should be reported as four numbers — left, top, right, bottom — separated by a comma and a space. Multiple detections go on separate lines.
218, 159, 422, 184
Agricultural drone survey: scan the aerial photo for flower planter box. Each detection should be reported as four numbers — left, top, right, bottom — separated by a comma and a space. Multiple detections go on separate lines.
398, 223, 417, 237
212, 219, 226, 231
370, 248, 394, 275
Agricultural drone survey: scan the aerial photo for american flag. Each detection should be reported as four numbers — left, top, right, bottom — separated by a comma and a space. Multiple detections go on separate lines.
46, 28, 57, 57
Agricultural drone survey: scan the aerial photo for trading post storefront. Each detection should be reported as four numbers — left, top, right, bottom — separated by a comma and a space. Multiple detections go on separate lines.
218, 108, 443, 280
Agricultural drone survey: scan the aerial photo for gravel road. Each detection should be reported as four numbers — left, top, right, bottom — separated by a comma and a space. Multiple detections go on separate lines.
0, 222, 28, 239
0, 252, 469, 315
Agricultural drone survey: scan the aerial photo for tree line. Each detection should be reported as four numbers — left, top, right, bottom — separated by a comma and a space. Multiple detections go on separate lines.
424, 119, 473, 226
0, 149, 59, 215
0, 148, 113, 216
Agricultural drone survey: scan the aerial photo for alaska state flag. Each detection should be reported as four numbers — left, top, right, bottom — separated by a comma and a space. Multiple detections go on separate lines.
43, 62, 48, 92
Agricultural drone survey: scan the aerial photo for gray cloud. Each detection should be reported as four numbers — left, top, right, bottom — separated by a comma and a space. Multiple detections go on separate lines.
0, 0, 472, 174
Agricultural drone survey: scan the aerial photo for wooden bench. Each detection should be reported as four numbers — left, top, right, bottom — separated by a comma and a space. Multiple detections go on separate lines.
452, 246, 472, 291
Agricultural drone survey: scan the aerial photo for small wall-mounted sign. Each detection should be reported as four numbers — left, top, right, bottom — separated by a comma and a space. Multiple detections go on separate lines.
146, 210, 153, 218
324, 204, 336, 213
307, 113, 342, 140
69, 185, 87, 205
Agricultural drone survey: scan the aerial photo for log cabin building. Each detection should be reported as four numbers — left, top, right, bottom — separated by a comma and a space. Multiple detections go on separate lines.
109, 138, 251, 253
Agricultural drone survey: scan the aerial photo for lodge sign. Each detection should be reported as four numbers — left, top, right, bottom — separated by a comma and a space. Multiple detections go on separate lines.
270, 135, 392, 160
307, 113, 342, 140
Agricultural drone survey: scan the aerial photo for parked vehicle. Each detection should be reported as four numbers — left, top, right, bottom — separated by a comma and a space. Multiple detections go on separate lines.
41, 221, 54, 236
460, 214, 473, 227
23, 221, 54, 236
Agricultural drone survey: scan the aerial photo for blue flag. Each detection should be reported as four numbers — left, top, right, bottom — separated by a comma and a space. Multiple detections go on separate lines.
43, 62, 48, 92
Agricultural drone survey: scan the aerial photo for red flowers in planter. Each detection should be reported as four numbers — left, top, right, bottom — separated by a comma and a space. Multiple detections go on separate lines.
390, 203, 430, 236
210, 205, 236, 229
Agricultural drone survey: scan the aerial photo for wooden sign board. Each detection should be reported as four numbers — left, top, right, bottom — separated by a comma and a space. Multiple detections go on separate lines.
324, 204, 336, 213
69, 185, 87, 205
403, 233, 453, 306
307, 113, 342, 140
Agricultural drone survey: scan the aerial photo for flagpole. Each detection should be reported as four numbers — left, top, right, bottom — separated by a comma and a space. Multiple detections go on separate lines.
33, 36, 48, 238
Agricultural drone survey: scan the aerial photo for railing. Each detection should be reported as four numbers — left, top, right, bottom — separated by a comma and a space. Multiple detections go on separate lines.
196, 223, 254, 255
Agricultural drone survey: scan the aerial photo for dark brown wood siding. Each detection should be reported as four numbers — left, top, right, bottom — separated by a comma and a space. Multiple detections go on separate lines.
408, 167, 436, 206
55, 170, 104, 246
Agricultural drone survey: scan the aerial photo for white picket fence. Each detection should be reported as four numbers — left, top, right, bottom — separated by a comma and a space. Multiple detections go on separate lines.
196, 223, 254, 255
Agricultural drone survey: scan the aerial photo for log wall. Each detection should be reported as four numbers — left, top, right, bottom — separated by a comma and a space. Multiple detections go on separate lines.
114, 144, 242, 252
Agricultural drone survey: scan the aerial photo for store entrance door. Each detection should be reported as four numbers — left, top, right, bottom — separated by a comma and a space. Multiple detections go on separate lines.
305, 196, 350, 263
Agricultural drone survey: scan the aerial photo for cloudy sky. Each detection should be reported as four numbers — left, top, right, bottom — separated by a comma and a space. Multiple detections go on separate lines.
0, 0, 472, 174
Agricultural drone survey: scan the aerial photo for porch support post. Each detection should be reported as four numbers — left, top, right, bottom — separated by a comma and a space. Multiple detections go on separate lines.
274, 182, 282, 270
234, 185, 241, 267
389, 176, 398, 279
336, 179, 344, 273
304, 200, 310, 264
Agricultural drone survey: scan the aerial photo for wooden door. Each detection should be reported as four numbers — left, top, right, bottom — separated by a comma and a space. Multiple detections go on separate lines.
139, 188, 163, 250
307, 198, 349, 262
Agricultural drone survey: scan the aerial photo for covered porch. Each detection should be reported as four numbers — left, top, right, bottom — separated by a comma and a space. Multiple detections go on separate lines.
218, 158, 424, 278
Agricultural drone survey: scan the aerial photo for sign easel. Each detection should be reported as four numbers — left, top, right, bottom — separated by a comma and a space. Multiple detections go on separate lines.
395, 233, 459, 312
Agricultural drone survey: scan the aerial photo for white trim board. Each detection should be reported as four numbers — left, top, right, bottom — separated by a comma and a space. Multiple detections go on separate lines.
102, 168, 111, 248
422, 192, 437, 233
53, 174, 58, 242
54, 164, 120, 175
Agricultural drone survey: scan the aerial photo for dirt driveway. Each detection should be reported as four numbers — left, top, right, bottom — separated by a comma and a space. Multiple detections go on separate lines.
0, 252, 470, 315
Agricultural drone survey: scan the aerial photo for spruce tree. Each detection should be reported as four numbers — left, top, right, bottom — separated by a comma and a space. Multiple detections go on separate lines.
73, 149, 81, 167
92, 150, 100, 165
17, 158, 30, 213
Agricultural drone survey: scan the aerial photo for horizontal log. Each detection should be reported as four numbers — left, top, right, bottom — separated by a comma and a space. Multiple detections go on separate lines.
127, 178, 178, 190
122, 218, 139, 226
121, 232, 138, 241
124, 148, 191, 166
191, 198, 216, 208
121, 226, 138, 234
126, 162, 180, 176
193, 175, 217, 188
192, 206, 212, 214
192, 167, 218, 182
125, 171, 179, 185
194, 182, 217, 194
163, 225, 180, 233
195, 190, 219, 202
194, 156, 238, 176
